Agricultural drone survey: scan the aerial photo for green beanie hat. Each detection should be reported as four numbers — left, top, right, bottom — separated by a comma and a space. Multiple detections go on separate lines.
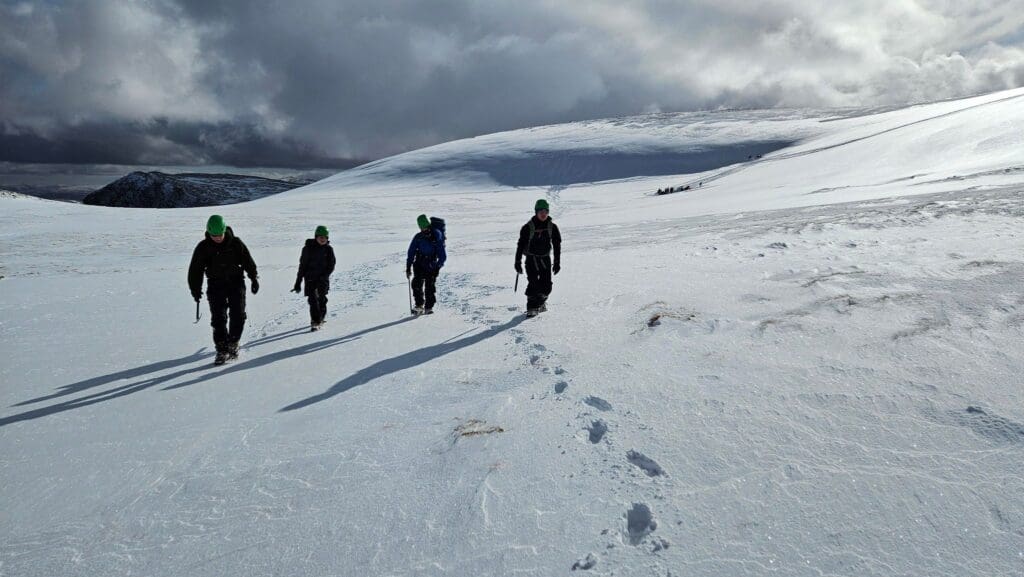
535, 199, 549, 212
315, 225, 329, 238
417, 214, 430, 229
206, 214, 226, 235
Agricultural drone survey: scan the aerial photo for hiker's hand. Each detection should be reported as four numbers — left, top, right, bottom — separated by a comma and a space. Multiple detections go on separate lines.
553, 262, 560, 275
250, 278, 260, 294
514, 262, 523, 274
191, 290, 202, 302
292, 281, 301, 293
405, 268, 411, 279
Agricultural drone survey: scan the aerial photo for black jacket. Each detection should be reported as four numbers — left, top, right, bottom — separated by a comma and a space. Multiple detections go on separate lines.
296, 238, 336, 283
187, 227, 258, 293
516, 216, 561, 264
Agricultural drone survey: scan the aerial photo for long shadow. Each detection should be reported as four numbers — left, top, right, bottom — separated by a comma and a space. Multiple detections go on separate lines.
11, 347, 211, 407
0, 323, 362, 428
242, 326, 311, 349
280, 315, 526, 412
163, 316, 417, 392
0, 363, 213, 427
11, 326, 308, 409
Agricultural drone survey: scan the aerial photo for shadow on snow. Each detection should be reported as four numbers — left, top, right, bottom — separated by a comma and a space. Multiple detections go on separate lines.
2, 315, 520, 426
162, 316, 416, 392
279, 315, 526, 412
0, 322, 382, 427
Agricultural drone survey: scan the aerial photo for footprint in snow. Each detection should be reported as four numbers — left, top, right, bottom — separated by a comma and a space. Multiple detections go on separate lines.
583, 396, 613, 412
587, 420, 608, 443
625, 503, 657, 545
626, 450, 665, 477
571, 553, 598, 571
957, 406, 1024, 445
554, 381, 569, 394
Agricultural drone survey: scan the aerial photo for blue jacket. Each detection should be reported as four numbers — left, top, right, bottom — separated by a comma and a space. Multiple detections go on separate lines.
407, 229, 446, 272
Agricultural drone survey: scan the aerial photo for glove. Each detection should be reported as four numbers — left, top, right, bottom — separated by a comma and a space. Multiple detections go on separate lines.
514, 262, 523, 274
406, 267, 412, 279
553, 262, 560, 275
191, 290, 202, 302
250, 278, 260, 294
292, 280, 302, 293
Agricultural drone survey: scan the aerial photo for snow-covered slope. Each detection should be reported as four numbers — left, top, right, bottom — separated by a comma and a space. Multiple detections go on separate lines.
1, 88, 1022, 577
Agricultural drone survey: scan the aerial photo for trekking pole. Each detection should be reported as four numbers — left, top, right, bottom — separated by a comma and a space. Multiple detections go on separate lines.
514, 273, 520, 293
194, 300, 202, 324
408, 276, 413, 312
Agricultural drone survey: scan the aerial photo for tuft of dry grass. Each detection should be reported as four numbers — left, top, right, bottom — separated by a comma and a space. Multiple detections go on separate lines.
454, 419, 505, 438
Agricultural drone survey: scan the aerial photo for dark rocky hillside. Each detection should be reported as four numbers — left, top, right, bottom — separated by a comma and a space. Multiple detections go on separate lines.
83, 172, 308, 208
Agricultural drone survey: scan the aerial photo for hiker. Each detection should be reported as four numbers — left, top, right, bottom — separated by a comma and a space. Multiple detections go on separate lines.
515, 199, 562, 316
292, 225, 336, 331
188, 215, 259, 364
405, 214, 446, 315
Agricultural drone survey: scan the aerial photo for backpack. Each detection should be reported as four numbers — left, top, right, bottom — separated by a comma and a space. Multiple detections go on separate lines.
430, 217, 446, 247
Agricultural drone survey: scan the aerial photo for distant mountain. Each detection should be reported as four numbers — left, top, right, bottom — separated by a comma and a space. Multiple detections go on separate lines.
82, 171, 308, 208
0, 189, 45, 200
0, 184, 95, 202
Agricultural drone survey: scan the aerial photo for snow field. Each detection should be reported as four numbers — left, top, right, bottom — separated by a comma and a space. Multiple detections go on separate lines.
1, 88, 1023, 576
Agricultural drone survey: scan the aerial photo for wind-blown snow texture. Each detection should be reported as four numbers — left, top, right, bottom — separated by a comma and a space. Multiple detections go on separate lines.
1, 88, 1023, 577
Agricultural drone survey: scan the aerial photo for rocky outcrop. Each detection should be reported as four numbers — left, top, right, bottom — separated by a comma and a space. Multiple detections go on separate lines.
83, 171, 306, 208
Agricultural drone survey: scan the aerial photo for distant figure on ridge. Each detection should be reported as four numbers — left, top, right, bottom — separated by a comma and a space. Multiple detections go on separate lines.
406, 214, 447, 315
188, 215, 259, 365
292, 225, 336, 331
515, 199, 562, 317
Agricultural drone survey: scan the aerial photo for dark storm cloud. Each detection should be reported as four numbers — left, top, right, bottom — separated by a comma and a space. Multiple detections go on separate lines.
1, 0, 1023, 167
0, 119, 365, 168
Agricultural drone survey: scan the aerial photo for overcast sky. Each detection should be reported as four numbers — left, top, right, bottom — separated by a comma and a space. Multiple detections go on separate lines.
2, 0, 1023, 168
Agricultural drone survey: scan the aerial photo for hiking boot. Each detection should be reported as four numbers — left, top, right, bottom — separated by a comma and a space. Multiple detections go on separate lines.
311, 322, 320, 332
525, 308, 540, 317
227, 341, 239, 359
538, 303, 547, 312
424, 307, 434, 315
412, 306, 425, 315
214, 351, 228, 365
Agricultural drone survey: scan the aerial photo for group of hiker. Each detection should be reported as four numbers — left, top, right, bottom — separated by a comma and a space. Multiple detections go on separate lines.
187, 199, 562, 364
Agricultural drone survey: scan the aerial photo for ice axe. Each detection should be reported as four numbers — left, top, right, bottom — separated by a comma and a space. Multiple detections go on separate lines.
194, 300, 202, 324
514, 272, 520, 293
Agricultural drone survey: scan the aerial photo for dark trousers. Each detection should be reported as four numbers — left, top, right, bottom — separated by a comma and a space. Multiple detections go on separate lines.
525, 255, 552, 309
412, 269, 438, 308
305, 278, 329, 324
207, 282, 246, 349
